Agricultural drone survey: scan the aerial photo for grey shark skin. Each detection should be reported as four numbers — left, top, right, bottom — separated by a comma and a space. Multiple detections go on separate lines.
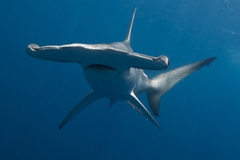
26, 9, 216, 130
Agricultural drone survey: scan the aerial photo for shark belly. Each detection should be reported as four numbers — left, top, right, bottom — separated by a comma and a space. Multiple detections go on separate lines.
84, 65, 138, 100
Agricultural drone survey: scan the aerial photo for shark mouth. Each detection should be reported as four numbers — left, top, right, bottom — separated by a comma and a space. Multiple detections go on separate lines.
86, 64, 119, 73
87, 64, 116, 70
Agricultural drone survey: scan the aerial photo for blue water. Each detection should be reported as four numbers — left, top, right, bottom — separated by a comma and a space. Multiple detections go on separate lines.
1, 0, 239, 159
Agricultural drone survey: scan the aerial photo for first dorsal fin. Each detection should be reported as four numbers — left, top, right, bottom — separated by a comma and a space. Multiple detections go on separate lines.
124, 8, 137, 44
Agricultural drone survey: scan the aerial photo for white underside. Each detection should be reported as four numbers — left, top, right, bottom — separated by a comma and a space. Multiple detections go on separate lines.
84, 66, 138, 100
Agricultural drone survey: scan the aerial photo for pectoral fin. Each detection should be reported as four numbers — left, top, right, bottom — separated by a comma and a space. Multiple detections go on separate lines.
59, 91, 102, 129
127, 92, 161, 130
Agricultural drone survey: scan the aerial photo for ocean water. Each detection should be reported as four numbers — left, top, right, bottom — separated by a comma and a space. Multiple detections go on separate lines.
1, 0, 240, 159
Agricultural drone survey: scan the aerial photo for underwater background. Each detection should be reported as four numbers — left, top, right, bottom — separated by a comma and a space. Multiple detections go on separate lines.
1, 0, 240, 159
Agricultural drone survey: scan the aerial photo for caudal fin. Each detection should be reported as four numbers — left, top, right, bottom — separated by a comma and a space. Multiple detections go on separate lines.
147, 57, 217, 117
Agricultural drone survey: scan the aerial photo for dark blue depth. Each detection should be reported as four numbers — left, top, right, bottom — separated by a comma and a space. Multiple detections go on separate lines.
0, 0, 240, 159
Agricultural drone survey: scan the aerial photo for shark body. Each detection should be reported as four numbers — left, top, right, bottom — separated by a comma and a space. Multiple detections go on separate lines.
27, 9, 216, 130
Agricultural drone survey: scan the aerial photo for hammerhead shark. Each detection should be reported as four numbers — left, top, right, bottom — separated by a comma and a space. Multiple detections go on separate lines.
26, 9, 216, 130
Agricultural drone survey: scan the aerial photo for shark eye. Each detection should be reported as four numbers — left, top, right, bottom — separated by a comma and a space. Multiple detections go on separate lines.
28, 44, 40, 51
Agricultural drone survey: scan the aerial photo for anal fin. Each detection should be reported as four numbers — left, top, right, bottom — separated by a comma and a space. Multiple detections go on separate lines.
108, 100, 116, 108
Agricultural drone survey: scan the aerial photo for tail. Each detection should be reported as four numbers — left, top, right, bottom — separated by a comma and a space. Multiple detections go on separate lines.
147, 57, 217, 117
124, 8, 137, 44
